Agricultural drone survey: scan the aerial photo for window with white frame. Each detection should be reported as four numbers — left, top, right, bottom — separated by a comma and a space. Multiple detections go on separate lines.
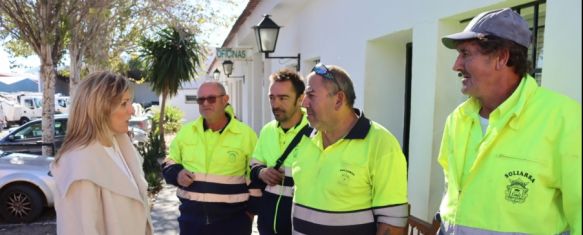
185, 95, 197, 104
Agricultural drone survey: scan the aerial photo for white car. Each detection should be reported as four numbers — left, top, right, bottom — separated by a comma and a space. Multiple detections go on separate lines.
0, 150, 56, 223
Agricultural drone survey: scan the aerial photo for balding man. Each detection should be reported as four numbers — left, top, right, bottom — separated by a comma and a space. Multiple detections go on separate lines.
162, 81, 257, 235
291, 64, 408, 235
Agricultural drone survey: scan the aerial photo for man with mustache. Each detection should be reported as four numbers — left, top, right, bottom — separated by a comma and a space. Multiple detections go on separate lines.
249, 68, 311, 235
291, 64, 408, 235
437, 8, 581, 234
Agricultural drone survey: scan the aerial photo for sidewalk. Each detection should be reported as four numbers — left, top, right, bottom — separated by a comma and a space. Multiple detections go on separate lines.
150, 181, 180, 235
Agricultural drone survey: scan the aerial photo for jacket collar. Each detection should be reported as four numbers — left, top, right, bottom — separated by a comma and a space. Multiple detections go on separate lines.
459, 75, 537, 130
277, 110, 309, 133
344, 108, 371, 139
202, 114, 232, 134
54, 134, 147, 203
193, 113, 241, 134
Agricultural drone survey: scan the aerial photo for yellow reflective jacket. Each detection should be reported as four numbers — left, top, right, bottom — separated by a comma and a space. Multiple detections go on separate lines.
438, 76, 582, 234
291, 110, 408, 234
168, 116, 257, 177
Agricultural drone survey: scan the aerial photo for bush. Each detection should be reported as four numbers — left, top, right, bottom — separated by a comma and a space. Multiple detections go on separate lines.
137, 130, 165, 195
151, 105, 184, 134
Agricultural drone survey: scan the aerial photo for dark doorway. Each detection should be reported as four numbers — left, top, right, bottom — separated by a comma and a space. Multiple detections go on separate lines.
403, 42, 412, 164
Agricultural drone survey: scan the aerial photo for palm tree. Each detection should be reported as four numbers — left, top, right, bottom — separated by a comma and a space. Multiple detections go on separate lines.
140, 26, 202, 149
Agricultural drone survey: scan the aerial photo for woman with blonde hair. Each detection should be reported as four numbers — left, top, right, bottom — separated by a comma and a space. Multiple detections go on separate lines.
51, 71, 153, 234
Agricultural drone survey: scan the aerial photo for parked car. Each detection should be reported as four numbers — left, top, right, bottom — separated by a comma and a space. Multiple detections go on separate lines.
0, 150, 56, 223
129, 127, 148, 147
130, 115, 152, 133
0, 115, 68, 155
0, 115, 148, 155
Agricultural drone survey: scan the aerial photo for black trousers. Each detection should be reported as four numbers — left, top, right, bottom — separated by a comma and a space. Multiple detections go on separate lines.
178, 210, 252, 235
257, 192, 292, 235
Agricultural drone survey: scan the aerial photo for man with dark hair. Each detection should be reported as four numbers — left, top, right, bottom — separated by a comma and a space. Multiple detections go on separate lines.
292, 64, 408, 235
248, 68, 310, 235
438, 8, 581, 234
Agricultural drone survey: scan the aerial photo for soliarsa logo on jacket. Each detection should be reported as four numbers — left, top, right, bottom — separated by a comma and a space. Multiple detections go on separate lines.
227, 151, 239, 162
504, 170, 535, 204
338, 169, 355, 185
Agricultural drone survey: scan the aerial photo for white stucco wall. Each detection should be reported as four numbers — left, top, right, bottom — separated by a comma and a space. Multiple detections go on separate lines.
217, 0, 581, 222
167, 88, 200, 123
541, 0, 582, 103
166, 80, 204, 123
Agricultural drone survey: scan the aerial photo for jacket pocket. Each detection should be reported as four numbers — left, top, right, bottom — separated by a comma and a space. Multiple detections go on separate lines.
497, 153, 542, 164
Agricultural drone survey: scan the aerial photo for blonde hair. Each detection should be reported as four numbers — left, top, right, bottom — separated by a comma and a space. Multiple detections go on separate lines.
55, 71, 132, 163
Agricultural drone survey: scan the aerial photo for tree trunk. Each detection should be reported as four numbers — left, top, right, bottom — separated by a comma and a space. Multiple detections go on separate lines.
69, 42, 82, 99
159, 89, 168, 150
40, 44, 56, 156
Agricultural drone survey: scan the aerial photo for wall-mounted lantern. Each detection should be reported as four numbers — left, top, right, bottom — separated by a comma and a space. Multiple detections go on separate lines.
253, 15, 300, 71
212, 68, 220, 80
222, 60, 245, 83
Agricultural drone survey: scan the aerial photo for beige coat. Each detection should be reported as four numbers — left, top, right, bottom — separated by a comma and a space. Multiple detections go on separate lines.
51, 134, 153, 235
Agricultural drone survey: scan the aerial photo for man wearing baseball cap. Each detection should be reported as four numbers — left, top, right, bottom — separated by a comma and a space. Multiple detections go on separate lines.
437, 8, 581, 234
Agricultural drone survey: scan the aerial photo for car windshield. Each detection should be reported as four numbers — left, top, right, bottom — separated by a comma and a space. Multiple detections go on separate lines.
34, 98, 42, 109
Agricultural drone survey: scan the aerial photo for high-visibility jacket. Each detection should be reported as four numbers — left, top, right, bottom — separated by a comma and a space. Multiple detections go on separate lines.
291, 110, 408, 235
225, 103, 236, 119
248, 114, 310, 233
250, 114, 310, 197
162, 116, 257, 223
438, 76, 582, 234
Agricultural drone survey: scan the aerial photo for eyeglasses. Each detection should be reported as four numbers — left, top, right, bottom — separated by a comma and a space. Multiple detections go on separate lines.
196, 95, 225, 105
312, 63, 340, 90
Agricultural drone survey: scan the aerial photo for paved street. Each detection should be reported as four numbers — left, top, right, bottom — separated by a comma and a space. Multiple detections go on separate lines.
0, 208, 56, 235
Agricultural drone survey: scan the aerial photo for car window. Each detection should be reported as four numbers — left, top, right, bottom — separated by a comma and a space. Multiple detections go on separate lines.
55, 119, 67, 136
34, 98, 42, 109
10, 119, 67, 140
13, 122, 42, 140
24, 99, 35, 109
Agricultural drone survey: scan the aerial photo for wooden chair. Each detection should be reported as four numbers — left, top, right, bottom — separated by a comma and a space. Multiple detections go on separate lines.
406, 205, 440, 235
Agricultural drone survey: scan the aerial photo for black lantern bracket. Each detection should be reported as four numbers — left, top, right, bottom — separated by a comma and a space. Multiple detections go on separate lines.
263, 53, 301, 71
254, 15, 301, 71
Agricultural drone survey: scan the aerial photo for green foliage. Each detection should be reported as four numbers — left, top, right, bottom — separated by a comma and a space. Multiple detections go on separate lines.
3, 38, 34, 58
113, 54, 146, 82
140, 26, 202, 147
57, 67, 71, 79
137, 130, 165, 194
140, 26, 202, 96
151, 105, 184, 134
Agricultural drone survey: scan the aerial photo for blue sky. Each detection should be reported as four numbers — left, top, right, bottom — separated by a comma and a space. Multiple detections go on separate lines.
0, 0, 247, 74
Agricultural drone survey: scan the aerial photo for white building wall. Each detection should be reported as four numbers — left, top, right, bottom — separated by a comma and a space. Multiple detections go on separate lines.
168, 88, 200, 123
166, 79, 204, 123
133, 83, 158, 107
218, 0, 581, 222
541, 0, 582, 103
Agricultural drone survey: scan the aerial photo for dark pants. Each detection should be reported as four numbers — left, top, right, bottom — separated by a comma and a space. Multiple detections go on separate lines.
178, 210, 252, 235
257, 193, 292, 235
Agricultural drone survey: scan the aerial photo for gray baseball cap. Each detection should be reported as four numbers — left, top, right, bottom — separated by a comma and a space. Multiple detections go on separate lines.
442, 8, 532, 49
